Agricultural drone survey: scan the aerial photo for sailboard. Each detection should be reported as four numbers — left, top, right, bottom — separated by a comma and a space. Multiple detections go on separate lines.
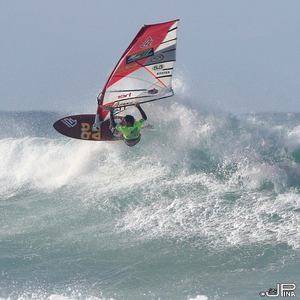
53, 19, 179, 141
53, 115, 121, 141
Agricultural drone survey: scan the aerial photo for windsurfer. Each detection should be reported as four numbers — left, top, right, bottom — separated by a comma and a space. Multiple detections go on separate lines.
109, 103, 147, 147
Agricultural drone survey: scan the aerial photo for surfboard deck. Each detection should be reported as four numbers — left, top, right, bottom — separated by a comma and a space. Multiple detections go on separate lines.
53, 114, 121, 141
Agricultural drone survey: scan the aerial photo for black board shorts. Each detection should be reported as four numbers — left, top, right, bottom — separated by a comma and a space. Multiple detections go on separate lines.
124, 135, 141, 147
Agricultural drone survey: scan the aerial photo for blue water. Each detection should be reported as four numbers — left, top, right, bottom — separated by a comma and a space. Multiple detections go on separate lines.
0, 105, 300, 300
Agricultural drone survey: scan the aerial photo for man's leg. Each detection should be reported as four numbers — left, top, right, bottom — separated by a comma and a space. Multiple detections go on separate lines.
92, 103, 104, 132
92, 113, 101, 132
109, 109, 116, 128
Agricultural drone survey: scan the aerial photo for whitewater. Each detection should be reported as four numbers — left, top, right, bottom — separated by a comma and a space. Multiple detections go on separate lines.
0, 96, 300, 299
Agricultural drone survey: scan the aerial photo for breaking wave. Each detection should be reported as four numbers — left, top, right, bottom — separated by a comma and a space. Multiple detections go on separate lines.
0, 103, 300, 299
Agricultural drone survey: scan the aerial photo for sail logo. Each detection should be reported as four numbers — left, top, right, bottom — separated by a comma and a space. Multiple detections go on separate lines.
126, 48, 154, 64
80, 123, 101, 140
61, 117, 77, 128
259, 283, 296, 297
150, 54, 164, 63
148, 88, 158, 95
140, 36, 153, 48
118, 92, 132, 100
152, 64, 164, 70
157, 70, 171, 76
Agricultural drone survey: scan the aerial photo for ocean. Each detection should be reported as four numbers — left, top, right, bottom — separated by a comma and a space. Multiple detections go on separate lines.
0, 104, 299, 300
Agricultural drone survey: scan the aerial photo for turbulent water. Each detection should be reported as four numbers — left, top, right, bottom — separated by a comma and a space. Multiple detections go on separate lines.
0, 104, 300, 300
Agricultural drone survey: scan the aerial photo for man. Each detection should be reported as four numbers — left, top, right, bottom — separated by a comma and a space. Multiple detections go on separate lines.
110, 103, 147, 147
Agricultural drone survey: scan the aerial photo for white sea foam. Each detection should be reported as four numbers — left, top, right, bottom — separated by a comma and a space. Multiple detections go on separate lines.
0, 293, 113, 300
0, 105, 299, 252
118, 166, 300, 249
188, 295, 208, 300
0, 137, 115, 195
286, 125, 300, 153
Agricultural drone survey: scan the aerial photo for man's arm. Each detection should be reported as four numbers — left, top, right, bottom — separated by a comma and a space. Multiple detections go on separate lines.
136, 103, 147, 120
97, 92, 102, 105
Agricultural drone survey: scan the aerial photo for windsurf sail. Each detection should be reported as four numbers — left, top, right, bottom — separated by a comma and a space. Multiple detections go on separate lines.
97, 19, 179, 120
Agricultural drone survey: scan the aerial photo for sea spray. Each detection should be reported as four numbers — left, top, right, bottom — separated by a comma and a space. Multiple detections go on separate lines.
0, 107, 300, 299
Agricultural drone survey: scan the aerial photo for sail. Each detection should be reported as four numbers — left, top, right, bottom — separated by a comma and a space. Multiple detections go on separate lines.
98, 19, 179, 117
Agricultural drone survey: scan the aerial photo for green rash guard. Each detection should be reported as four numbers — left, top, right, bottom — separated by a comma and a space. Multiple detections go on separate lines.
116, 119, 144, 140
